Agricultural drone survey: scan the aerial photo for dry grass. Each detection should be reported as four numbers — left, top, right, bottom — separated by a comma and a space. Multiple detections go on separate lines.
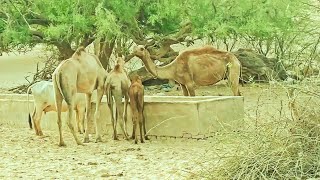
199, 78, 320, 180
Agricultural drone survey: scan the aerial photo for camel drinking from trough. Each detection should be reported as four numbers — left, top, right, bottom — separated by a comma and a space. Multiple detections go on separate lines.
129, 75, 148, 144
52, 47, 106, 146
132, 45, 241, 96
105, 57, 130, 140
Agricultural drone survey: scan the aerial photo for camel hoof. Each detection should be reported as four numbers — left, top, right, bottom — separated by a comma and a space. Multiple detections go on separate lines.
83, 137, 90, 143
141, 141, 145, 143
135, 141, 138, 144
113, 136, 119, 141
130, 136, 135, 140
145, 136, 149, 140
38, 131, 44, 136
59, 142, 66, 147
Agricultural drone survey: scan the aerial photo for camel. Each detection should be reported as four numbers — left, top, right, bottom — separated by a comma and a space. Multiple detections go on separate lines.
104, 57, 130, 140
129, 75, 148, 144
132, 45, 241, 96
27, 80, 86, 136
52, 47, 105, 146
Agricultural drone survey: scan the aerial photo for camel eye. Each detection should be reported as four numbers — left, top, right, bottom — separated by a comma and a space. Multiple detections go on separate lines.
140, 47, 144, 51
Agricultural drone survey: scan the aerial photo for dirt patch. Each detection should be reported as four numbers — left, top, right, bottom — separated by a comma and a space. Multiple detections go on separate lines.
0, 125, 220, 179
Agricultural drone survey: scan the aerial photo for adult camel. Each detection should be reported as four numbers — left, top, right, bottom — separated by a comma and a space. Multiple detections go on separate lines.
132, 45, 241, 96
52, 47, 105, 146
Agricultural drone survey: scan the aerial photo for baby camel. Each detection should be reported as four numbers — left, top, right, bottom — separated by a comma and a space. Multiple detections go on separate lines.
105, 57, 130, 140
129, 75, 148, 144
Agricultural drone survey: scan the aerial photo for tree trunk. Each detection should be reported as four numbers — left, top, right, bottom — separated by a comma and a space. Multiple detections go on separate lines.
55, 42, 75, 60
95, 39, 115, 71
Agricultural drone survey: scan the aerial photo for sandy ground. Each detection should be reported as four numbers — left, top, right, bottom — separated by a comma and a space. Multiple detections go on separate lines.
0, 50, 301, 179
0, 125, 222, 179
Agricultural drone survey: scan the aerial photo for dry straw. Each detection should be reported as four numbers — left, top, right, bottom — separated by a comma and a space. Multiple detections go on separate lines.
200, 77, 320, 179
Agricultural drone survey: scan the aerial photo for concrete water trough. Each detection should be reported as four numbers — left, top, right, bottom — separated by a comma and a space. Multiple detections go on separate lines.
0, 94, 244, 138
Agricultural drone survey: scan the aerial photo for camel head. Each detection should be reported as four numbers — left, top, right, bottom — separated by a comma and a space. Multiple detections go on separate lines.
130, 74, 142, 84
116, 56, 125, 67
133, 45, 149, 61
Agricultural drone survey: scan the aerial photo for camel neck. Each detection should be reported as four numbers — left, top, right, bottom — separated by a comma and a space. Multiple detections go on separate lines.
142, 54, 175, 80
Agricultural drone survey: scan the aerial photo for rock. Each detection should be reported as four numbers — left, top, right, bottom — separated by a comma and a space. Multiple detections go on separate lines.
163, 88, 171, 92
87, 162, 98, 165
234, 49, 288, 83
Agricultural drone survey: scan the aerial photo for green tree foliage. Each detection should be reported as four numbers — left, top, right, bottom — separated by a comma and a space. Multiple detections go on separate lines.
0, 0, 317, 69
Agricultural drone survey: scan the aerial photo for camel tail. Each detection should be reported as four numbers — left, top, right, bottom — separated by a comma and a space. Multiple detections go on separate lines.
53, 72, 68, 104
27, 83, 35, 129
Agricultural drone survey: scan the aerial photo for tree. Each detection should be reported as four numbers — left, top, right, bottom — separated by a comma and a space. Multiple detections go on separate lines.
0, 0, 317, 80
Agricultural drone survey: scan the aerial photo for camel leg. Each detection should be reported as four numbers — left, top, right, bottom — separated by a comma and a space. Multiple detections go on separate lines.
33, 108, 43, 136
79, 106, 86, 134
228, 57, 241, 96
94, 87, 104, 143
130, 105, 137, 140
229, 69, 241, 96
186, 83, 196, 96
53, 87, 65, 146
76, 110, 81, 134
66, 100, 83, 145
123, 94, 129, 137
142, 111, 149, 140
115, 96, 129, 140
139, 113, 144, 143
31, 107, 38, 135
107, 95, 118, 140
180, 84, 189, 96
84, 93, 92, 143
131, 116, 136, 140
76, 108, 85, 134
132, 113, 138, 144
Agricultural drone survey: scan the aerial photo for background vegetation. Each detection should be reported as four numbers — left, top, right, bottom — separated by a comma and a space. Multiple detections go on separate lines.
1, 0, 319, 73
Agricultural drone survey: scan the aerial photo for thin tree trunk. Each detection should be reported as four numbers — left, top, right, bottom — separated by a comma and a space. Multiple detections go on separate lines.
98, 38, 115, 71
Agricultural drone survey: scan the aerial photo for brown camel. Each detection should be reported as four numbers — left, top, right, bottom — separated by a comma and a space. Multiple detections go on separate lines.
132, 45, 241, 96
105, 57, 130, 140
129, 75, 148, 144
52, 47, 105, 146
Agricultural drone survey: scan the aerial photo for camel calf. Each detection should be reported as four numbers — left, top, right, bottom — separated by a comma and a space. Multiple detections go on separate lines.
129, 75, 148, 144
27, 81, 86, 136
105, 57, 130, 140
